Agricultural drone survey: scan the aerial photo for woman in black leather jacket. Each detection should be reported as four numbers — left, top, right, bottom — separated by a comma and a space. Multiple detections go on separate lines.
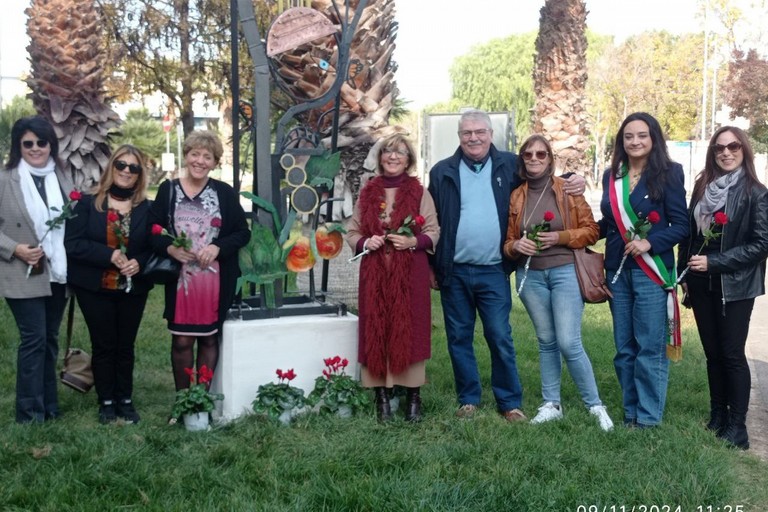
678, 126, 768, 450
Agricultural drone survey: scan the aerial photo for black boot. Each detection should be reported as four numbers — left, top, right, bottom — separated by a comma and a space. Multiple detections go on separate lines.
706, 404, 728, 437
374, 387, 392, 422
721, 412, 749, 450
404, 387, 422, 422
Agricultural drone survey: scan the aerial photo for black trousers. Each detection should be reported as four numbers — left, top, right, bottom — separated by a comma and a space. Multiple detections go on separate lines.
687, 273, 753, 415
74, 286, 149, 403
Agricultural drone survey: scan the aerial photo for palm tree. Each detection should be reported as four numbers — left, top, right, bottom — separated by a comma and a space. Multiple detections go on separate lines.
532, 0, 591, 178
26, 0, 120, 189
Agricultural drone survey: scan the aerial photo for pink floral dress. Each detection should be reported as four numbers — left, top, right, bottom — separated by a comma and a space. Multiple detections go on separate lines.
170, 182, 222, 335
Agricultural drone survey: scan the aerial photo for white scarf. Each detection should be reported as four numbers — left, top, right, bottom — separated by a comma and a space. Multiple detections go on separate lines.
695, 167, 743, 235
18, 157, 67, 283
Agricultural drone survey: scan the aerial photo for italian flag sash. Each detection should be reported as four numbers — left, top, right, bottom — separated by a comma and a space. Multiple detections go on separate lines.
609, 169, 683, 361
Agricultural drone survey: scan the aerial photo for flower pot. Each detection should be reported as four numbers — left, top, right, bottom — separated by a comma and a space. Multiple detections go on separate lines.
336, 405, 352, 418
183, 412, 210, 432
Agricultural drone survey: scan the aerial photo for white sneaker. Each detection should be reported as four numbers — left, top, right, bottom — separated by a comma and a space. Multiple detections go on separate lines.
530, 402, 563, 424
589, 405, 614, 431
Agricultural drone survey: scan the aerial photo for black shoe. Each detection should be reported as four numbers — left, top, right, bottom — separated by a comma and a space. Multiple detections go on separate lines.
99, 400, 117, 424
374, 387, 392, 422
706, 405, 729, 437
404, 387, 422, 423
116, 399, 141, 424
721, 413, 749, 450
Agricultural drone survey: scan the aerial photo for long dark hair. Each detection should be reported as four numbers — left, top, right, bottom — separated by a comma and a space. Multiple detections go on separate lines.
5, 115, 62, 170
610, 112, 673, 202
691, 126, 761, 202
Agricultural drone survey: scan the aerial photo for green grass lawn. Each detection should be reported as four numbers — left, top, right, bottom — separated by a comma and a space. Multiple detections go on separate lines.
2, 286, 767, 511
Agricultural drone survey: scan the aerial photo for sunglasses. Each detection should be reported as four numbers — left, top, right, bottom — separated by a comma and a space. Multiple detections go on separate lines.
22, 139, 49, 149
522, 150, 549, 161
712, 142, 742, 154
114, 160, 142, 174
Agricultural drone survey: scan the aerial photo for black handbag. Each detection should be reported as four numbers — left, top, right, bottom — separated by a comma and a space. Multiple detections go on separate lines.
142, 179, 180, 284
60, 297, 94, 393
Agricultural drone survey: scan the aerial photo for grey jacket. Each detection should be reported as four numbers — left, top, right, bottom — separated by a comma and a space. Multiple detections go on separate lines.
0, 166, 75, 299
678, 177, 768, 303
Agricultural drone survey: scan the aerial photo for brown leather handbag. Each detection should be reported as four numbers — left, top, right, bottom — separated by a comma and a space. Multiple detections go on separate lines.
564, 195, 613, 304
60, 297, 94, 393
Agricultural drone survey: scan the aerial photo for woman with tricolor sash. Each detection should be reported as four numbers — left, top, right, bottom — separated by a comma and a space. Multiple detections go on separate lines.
599, 112, 689, 429
677, 127, 768, 450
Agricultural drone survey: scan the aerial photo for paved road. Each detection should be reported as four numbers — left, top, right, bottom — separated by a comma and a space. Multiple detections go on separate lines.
746, 290, 768, 459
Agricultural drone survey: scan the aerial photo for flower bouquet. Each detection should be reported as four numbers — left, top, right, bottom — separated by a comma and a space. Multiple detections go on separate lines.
677, 211, 729, 283
308, 356, 370, 417
611, 210, 660, 284
108, 210, 132, 293
252, 368, 307, 424
27, 189, 81, 278
151, 223, 192, 251
171, 365, 223, 431
517, 210, 555, 294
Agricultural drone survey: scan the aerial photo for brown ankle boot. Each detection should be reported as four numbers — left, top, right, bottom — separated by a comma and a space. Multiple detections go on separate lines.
404, 387, 422, 422
374, 387, 392, 422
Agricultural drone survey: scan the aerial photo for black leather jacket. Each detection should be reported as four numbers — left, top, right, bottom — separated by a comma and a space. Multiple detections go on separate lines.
677, 176, 768, 302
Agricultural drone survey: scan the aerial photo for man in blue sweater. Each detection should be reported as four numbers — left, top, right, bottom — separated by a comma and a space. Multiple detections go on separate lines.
428, 109, 584, 421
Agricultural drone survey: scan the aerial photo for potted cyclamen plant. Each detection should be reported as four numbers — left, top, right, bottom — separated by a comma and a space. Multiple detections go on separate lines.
252, 369, 307, 425
308, 356, 370, 417
171, 365, 223, 431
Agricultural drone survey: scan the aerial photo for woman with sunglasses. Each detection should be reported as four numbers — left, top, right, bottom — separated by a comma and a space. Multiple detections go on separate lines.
677, 127, 768, 449
600, 112, 689, 429
346, 133, 439, 422
0, 115, 75, 423
65, 144, 154, 424
503, 134, 613, 431
148, 130, 248, 422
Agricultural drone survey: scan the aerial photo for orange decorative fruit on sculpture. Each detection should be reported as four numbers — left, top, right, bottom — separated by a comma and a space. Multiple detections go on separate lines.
315, 225, 344, 260
286, 236, 315, 272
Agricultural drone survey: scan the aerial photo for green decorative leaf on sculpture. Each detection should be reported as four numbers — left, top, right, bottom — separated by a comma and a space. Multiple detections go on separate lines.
305, 151, 341, 189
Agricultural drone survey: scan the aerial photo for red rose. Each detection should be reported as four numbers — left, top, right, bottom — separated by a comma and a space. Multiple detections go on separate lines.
414, 215, 425, 226
543, 211, 555, 222
107, 211, 119, 223
151, 224, 164, 235
647, 211, 661, 224
714, 212, 729, 225
211, 217, 222, 228
69, 190, 82, 201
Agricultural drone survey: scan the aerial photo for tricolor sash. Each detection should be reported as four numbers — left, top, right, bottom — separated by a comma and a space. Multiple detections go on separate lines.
609, 168, 682, 361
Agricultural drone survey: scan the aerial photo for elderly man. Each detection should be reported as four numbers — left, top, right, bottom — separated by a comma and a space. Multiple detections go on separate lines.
428, 109, 584, 421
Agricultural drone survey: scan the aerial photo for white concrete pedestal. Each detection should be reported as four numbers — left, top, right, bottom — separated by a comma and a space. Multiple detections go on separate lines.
211, 313, 358, 421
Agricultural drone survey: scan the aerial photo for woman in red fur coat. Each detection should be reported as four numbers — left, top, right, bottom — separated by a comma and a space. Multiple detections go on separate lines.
346, 134, 440, 422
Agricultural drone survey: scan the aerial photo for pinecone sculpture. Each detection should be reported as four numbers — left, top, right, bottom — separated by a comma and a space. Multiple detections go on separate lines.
26, 0, 121, 190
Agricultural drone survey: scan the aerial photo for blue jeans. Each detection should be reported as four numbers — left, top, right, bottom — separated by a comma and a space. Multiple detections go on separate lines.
6, 283, 67, 423
517, 263, 602, 408
440, 263, 523, 410
608, 268, 670, 425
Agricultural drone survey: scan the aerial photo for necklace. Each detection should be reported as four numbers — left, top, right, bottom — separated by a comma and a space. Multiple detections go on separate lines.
629, 169, 642, 191
521, 177, 551, 230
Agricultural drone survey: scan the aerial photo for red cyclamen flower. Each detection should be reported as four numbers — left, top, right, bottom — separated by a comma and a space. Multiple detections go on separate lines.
647, 211, 661, 224
69, 190, 82, 201
284, 369, 296, 381
198, 365, 214, 384
714, 212, 728, 225
543, 211, 555, 222
151, 224, 164, 235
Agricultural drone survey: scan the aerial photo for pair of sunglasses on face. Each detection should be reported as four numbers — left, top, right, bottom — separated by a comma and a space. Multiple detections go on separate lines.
22, 139, 49, 149
711, 142, 742, 155
522, 150, 549, 161
114, 160, 142, 174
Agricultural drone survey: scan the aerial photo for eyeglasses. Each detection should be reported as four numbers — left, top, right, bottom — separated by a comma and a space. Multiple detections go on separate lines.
522, 150, 549, 161
382, 148, 409, 157
22, 139, 49, 149
712, 142, 742, 154
114, 160, 142, 174
458, 129, 490, 139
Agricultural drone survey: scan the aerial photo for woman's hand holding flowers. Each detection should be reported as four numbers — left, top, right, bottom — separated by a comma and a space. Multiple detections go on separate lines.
624, 238, 652, 257
687, 254, 708, 273
14, 244, 44, 266
365, 234, 386, 251
386, 233, 416, 251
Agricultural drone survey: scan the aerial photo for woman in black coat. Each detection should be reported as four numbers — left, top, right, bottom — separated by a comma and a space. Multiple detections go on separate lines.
678, 126, 768, 450
65, 144, 154, 424
148, 131, 249, 412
